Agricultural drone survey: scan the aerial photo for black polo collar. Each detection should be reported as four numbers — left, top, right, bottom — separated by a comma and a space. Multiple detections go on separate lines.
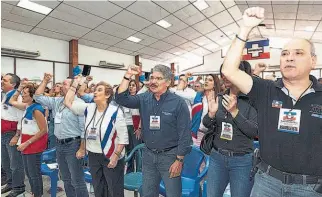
274, 75, 322, 92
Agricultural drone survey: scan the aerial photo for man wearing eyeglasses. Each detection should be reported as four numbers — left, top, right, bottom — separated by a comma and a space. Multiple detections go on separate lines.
115, 64, 192, 197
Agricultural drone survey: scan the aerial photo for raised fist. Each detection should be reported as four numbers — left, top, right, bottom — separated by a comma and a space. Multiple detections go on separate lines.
86, 76, 93, 82
43, 73, 53, 82
20, 78, 29, 87
253, 63, 267, 75
126, 65, 141, 76
243, 7, 265, 28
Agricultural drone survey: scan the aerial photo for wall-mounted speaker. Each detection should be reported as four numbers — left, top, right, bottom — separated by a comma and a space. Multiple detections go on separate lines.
82, 65, 91, 76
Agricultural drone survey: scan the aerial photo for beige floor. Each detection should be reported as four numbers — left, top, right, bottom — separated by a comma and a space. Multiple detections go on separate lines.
1, 176, 138, 197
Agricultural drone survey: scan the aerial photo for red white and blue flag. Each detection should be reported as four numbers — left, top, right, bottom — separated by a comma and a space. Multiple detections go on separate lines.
243, 39, 270, 60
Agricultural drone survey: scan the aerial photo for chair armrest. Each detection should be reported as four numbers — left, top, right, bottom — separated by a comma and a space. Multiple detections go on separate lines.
125, 143, 145, 163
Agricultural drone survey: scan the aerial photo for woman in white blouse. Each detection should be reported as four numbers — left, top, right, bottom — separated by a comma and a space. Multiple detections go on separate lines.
64, 78, 128, 197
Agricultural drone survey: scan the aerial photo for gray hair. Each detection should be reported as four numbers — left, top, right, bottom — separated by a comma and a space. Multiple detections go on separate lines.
152, 65, 173, 81
304, 39, 316, 57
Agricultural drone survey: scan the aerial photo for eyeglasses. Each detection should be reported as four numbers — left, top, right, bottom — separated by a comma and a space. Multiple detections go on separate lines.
150, 76, 164, 82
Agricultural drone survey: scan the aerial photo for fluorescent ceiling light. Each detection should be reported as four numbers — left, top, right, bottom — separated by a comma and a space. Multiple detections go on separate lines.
127, 36, 142, 43
156, 20, 172, 29
193, 0, 209, 11
17, 0, 52, 15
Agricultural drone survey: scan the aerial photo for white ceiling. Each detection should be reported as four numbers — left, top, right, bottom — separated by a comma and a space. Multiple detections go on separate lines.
2, 0, 322, 69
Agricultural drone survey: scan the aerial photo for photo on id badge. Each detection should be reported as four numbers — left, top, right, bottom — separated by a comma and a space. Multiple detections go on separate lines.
220, 122, 233, 140
150, 115, 160, 130
87, 127, 97, 140
277, 108, 301, 134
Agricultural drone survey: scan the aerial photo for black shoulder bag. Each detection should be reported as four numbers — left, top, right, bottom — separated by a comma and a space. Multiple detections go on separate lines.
200, 123, 217, 155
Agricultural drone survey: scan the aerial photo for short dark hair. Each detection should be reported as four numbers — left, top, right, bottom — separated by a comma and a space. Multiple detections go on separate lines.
219, 60, 252, 77
179, 74, 185, 78
5, 73, 20, 89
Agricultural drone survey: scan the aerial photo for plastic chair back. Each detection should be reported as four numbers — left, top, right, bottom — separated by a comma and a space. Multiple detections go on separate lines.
181, 146, 205, 179
41, 148, 56, 163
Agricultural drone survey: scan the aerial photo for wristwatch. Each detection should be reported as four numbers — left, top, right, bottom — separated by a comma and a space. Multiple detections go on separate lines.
175, 157, 184, 163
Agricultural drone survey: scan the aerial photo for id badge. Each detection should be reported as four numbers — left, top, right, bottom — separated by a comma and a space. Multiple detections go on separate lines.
149, 116, 160, 130
54, 112, 62, 124
87, 127, 97, 140
3, 104, 8, 110
278, 108, 301, 134
220, 122, 233, 140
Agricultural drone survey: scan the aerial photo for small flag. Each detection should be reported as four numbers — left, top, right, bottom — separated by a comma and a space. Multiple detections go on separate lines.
243, 39, 270, 60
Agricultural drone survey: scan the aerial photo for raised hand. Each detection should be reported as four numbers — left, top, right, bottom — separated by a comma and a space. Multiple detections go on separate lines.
126, 65, 141, 76
222, 94, 239, 118
254, 63, 267, 75
86, 76, 93, 82
243, 7, 265, 28
18, 78, 29, 90
43, 73, 53, 83
74, 74, 83, 84
207, 91, 219, 118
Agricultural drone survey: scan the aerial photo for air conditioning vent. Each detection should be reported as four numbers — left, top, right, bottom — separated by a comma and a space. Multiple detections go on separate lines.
268, 64, 280, 69
1, 47, 40, 58
98, 61, 124, 69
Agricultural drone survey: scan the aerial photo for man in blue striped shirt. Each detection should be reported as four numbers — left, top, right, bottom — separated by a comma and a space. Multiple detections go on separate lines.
34, 73, 88, 197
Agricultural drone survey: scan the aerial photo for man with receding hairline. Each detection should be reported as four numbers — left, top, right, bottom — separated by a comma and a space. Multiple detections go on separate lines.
221, 7, 322, 197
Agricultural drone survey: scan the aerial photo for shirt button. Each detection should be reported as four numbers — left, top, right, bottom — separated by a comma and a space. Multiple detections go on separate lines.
152, 141, 154, 144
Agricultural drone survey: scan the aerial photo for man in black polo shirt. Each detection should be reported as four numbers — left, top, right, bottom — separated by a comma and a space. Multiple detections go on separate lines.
221, 7, 322, 197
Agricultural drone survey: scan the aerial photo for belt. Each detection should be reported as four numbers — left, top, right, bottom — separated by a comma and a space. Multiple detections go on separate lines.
258, 161, 321, 185
214, 147, 247, 157
56, 136, 80, 144
146, 145, 177, 154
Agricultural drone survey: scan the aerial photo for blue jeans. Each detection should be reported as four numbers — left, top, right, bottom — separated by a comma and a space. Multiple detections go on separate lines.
207, 149, 254, 197
142, 147, 181, 197
22, 153, 43, 197
1, 131, 25, 192
251, 170, 322, 197
56, 139, 88, 197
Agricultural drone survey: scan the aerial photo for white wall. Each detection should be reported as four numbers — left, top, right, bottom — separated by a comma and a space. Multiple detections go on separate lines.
1, 28, 69, 62
1, 28, 169, 85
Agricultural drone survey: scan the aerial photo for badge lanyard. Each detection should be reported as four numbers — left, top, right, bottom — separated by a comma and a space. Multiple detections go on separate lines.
58, 101, 66, 113
91, 107, 107, 130
286, 82, 313, 112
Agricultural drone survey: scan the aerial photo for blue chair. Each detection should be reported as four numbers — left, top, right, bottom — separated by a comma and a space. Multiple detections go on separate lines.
124, 143, 145, 197
159, 145, 209, 197
41, 148, 59, 197
82, 155, 94, 193
253, 141, 260, 149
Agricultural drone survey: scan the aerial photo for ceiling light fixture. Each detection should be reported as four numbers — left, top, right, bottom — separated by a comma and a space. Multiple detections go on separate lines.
156, 20, 172, 29
127, 36, 142, 43
17, 0, 52, 15
193, 0, 209, 11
